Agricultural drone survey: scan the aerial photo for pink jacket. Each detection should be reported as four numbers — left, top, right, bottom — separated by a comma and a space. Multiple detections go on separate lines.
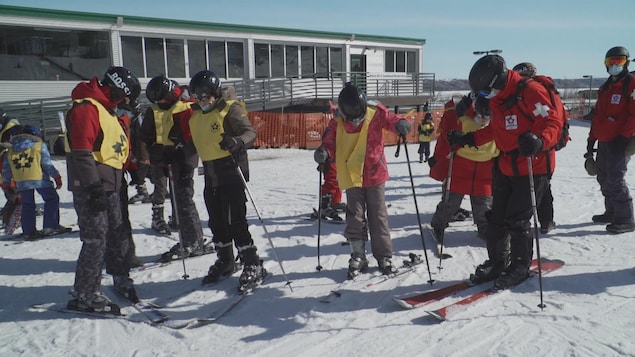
321, 104, 402, 188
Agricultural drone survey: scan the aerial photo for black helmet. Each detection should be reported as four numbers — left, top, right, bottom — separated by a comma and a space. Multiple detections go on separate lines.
468, 55, 508, 94
605, 46, 630, 59
102, 66, 141, 103
146, 75, 177, 103
0, 108, 9, 130
512, 62, 537, 78
424, 112, 432, 121
474, 95, 491, 118
189, 70, 222, 100
338, 82, 367, 122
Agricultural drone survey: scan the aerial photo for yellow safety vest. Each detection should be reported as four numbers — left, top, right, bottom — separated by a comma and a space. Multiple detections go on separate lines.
153, 101, 193, 146
65, 98, 129, 169
335, 106, 376, 190
189, 100, 235, 161
456, 115, 499, 162
7, 141, 43, 181
418, 122, 434, 142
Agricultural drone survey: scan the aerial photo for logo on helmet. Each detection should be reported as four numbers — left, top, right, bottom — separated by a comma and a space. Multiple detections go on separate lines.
106, 72, 131, 95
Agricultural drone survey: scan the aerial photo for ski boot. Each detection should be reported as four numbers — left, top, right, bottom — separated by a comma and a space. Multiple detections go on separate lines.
238, 247, 266, 293
377, 257, 398, 275
113, 275, 139, 303
151, 204, 171, 235
493, 259, 530, 290
67, 290, 121, 315
129, 184, 151, 204
347, 240, 369, 279
202, 243, 241, 285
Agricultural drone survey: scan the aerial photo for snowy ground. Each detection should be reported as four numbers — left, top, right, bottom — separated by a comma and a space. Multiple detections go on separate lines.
1, 119, 634, 357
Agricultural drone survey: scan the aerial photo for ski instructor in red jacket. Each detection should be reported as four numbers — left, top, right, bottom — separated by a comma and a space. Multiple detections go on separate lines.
448, 55, 564, 290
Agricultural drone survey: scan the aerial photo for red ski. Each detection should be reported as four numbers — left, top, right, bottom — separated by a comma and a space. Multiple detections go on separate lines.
393, 258, 543, 309
426, 258, 564, 321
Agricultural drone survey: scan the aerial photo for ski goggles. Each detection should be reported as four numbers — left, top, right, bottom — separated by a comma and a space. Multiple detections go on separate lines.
605, 56, 627, 67
478, 89, 498, 99
192, 92, 211, 101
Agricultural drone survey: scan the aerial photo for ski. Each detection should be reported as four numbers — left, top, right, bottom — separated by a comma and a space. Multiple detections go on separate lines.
30, 302, 127, 320
4, 203, 22, 235
426, 225, 452, 259
1, 226, 74, 242
110, 287, 170, 325
320, 253, 424, 303
393, 258, 544, 309
307, 208, 345, 224
426, 258, 565, 321
163, 270, 268, 329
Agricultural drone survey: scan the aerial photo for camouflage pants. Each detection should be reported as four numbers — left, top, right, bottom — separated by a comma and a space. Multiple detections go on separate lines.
169, 163, 204, 248
72, 190, 128, 295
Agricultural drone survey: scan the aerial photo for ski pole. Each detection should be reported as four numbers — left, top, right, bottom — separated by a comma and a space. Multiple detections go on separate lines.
527, 157, 545, 309
234, 165, 293, 291
316, 166, 324, 271
167, 164, 189, 280
397, 135, 435, 285
437, 150, 455, 270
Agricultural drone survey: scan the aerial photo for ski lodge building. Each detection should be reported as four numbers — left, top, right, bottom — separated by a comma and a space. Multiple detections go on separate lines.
0, 5, 435, 148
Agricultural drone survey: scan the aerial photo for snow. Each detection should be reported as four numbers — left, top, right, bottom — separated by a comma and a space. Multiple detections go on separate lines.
1, 119, 635, 357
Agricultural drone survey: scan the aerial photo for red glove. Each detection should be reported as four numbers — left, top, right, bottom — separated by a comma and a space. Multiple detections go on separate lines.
54, 175, 63, 190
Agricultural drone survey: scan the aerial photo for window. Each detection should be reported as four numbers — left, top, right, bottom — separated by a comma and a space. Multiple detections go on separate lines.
330, 47, 343, 74
385, 50, 417, 73
301, 45, 314, 78
188, 39, 206, 77
271, 44, 284, 77
0, 25, 111, 80
227, 42, 244, 78
121, 36, 144, 78
315, 46, 328, 77
208, 41, 226, 78
286, 46, 298, 78
254, 43, 269, 78
145, 37, 165, 77
166, 39, 185, 78
407, 51, 416, 73
385, 50, 395, 72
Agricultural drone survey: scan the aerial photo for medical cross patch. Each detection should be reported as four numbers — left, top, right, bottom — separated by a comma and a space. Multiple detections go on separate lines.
532, 102, 550, 118
610, 94, 622, 105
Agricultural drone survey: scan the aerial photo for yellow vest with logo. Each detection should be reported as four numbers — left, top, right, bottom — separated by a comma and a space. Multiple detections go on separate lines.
335, 106, 376, 190
65, 98, 129, 169
189, 100, 235, 161
418, 122, 434, 142
8, 141, 43, 181
456, 115, 499, 162
154, 101, 192, 146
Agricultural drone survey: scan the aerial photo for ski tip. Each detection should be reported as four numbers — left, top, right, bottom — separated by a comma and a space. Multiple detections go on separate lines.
393, 298, 414, 309
441, 253, 453, 259
426, 310, 447, 322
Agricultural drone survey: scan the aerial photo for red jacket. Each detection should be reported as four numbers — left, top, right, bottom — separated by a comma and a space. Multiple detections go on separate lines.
430, 99, 494, 196
321, 103, 402, 188
589, 74, 635, 142
473, 70, 562, 177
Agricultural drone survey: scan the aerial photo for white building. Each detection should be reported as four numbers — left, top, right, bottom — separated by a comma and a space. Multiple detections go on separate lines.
0, 4, 431, 108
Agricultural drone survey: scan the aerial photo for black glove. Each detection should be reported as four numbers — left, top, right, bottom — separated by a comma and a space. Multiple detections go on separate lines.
455, 94, 474, 117
314, 147, 329, 164
427, 156, 437, 168
395, 119, 412, 136
584, 140, 596, 159
86, 183, 108, 213
584, 156, 597, 176
447, 130, 475, 148
220, 133, 244, 154
518, 132, 543, 156
626, 137, 635, 156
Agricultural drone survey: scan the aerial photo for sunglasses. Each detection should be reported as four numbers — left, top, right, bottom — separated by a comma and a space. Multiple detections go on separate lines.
605, 56, 627, 67
478, 89, 497, 99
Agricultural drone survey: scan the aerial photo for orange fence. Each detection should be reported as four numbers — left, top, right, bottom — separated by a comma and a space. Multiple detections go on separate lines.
248, 110, 444, 149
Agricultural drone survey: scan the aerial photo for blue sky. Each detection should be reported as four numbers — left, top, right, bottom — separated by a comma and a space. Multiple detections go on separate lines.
2, 0, 634, 81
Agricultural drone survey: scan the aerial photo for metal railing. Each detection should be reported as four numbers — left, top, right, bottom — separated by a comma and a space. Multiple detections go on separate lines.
0, 71, 436, 145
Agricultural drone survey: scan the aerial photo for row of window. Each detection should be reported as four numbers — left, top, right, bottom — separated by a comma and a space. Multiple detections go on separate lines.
0, 25, 418, 81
